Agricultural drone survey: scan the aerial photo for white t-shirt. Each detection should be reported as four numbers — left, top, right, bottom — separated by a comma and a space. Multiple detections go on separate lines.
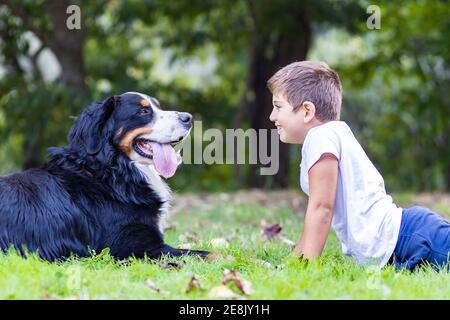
300, 121, 402, 267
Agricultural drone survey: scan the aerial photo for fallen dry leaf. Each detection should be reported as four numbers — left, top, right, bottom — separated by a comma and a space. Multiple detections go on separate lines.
144, 279, 169, 297
205, 252, 225, 262
259, 222, 296, 247
208, 285, 242, 299
261, 223, 282, 241
258, 219, 268, 228
278, 235, 296, 248
254, 259, 274, 269
158, 261, 184, 270
222, 269, 253, 296
222, 269, 238, 283
184, 275, 204, 293
205, 253, 235, 262
208, 238, 230, 248
178, 232, 200, 243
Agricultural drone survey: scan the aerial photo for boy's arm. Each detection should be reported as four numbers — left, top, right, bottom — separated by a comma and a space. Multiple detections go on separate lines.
294, 153, 339, 259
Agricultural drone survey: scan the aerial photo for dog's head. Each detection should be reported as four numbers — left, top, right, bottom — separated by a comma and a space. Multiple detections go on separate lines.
68, 92, 192, 178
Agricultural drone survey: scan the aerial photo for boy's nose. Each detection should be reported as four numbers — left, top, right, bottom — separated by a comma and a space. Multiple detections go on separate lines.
269, 109, 276, 122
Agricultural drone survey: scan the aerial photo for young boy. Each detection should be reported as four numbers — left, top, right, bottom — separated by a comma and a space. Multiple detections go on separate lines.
267, 60, 450, 270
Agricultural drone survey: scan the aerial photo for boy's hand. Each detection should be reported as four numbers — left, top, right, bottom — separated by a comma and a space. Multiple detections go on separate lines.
293, 244, 303, 256
296, 153, 338, 260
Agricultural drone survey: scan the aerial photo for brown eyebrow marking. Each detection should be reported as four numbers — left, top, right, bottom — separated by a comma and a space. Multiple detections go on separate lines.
140, 99, 150, 107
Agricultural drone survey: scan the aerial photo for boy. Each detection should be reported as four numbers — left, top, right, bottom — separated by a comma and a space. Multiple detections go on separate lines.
267, 61, 450, 270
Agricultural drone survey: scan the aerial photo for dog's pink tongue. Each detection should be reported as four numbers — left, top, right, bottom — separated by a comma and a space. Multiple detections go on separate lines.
149, 142, 179, 179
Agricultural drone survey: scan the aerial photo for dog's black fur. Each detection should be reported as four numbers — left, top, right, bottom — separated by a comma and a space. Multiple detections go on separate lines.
0, 93, 209, 261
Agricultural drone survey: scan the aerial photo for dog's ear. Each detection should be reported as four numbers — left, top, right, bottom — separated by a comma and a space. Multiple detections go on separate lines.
68, 95, 119, 155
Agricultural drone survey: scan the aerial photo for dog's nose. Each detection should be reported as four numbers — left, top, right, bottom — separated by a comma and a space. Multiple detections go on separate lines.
177, 112, 192, 125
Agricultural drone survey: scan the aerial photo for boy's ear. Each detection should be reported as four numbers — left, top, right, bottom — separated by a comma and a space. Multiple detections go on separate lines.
301, 101, 316, 123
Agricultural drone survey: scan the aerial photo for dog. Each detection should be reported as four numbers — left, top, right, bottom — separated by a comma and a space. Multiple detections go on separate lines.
0, 92, 211, 262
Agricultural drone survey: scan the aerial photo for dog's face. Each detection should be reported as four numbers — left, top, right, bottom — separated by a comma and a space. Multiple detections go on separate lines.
114, 92, 192, 178
68, 92, 192, 179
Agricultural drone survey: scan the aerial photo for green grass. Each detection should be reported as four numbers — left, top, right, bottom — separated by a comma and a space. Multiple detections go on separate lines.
0, 200, 449, 300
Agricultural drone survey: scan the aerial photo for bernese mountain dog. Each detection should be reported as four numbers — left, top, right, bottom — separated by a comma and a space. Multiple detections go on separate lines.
0, 92, 211, 262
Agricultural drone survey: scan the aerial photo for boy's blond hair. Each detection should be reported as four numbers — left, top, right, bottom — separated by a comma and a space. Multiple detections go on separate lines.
267, 61, 342, 121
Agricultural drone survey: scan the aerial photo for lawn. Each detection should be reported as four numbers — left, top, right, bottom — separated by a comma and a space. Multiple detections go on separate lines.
0, 190, 449, 300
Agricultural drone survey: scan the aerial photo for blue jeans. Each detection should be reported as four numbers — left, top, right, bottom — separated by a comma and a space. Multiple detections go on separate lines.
389, 206, 450, 271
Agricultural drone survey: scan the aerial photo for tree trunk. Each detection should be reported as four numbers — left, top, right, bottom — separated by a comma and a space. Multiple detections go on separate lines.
245, 4, 311, 188
1, 0, 87, 91
20, 0, 88, 169
446, 163, 450, 192
46, 0, 88, 92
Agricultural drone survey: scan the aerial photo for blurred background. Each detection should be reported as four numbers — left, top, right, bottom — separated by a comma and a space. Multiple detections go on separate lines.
0, 0, 448, 193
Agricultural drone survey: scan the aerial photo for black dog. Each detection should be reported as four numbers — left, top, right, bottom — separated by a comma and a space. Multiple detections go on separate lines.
0, 92, 210, 262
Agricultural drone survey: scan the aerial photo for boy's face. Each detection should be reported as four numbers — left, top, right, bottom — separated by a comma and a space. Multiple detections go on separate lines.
269, 93, 309, 144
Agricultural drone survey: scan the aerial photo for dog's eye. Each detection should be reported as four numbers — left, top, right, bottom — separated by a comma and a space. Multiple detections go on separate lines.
138, 108, 151, 115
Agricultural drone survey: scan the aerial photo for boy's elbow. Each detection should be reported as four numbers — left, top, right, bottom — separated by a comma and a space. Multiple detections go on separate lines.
310, 203, 334, 223
311, 202, 334, 214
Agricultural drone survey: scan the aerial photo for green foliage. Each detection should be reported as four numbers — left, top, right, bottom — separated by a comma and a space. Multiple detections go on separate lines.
0, 79, 89, 169
0, 0, 448, 191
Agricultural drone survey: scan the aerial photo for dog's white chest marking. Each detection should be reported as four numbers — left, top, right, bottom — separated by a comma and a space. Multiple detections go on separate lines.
134, 162, 172, 232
